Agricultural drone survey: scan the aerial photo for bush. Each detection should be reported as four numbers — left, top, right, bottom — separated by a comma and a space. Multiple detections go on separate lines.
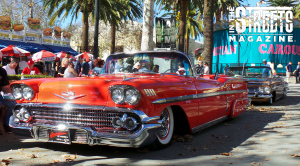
8, 74, 54, 80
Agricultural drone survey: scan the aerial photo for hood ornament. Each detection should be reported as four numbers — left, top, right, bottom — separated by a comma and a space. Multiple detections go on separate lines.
53, 91, 86, 100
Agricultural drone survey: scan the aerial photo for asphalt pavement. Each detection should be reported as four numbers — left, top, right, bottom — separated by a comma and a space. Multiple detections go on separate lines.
0, 82, 300, 166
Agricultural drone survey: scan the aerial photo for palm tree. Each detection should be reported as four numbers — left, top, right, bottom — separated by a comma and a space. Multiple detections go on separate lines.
158, 0, 201, 53
215, 0, 241, 21
267, 0, 297, 6
141, 0, 154, 51
44, 0, 135, 53
202, 0, 214, 73
184, 3, 203, 55
109, 0, 142, 54
163, 4, 203, 55
44, 0, 94, 52
267, 0, 300, 18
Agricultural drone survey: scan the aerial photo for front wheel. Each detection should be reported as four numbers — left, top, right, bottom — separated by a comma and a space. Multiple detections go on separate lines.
151, 107, 174, 149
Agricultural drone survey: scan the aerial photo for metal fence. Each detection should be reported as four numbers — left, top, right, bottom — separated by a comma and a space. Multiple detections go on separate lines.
212, 63, 298, 76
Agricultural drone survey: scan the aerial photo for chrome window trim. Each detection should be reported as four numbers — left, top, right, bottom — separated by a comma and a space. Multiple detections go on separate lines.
152, 90, 246, 104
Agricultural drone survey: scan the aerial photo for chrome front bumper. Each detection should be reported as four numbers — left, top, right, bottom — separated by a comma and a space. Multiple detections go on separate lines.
9, 104, 163, 148
248, 93, 272, 102
248, 93, 272, 99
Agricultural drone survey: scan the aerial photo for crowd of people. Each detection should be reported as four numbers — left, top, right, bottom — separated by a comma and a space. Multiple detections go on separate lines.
55, 52, 105, 78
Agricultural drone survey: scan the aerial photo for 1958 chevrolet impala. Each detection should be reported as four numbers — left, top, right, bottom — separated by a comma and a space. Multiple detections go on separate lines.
9, 51, 249, 148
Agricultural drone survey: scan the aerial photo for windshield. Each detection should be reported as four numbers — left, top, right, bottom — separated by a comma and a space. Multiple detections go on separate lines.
101, 52, 193, 76
226, 67, 272, 78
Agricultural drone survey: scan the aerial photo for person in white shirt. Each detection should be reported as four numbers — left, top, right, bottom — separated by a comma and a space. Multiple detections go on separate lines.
3, 58, 18, 75
19, 57, 27, 73
88, 57, 93, 71
203, 63, 209, 75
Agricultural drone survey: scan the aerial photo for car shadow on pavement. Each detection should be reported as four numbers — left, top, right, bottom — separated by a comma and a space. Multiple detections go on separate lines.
0, 108, 284, 166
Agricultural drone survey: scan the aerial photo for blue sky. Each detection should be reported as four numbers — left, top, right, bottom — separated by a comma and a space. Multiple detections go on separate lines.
60, 0, 265, 41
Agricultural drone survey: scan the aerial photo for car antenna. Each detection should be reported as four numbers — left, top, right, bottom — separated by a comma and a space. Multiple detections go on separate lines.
242, 60, 245, 78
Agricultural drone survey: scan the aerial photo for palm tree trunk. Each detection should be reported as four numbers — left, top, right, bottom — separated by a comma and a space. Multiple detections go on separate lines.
203, 0, 214, 73
216, 9, 221, 22
110, 21, 116, 54
141, 0, 154, 51
82, 11, 89, 52
178, 0, 189, 52
185, 29, 189, 55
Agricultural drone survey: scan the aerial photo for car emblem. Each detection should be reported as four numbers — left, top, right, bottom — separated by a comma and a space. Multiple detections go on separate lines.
53, 91, 86, 100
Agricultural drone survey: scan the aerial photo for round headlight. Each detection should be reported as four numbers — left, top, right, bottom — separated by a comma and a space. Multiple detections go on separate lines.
125, 89, 141, 105
259, 87, 264, 93
22, 86, 34, 100
111, 88, 125, 104
12, 86, 23, 100
264, 87, 271, 94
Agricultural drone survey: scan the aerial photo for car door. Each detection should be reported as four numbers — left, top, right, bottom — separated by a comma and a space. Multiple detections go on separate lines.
193, 77, 227, 125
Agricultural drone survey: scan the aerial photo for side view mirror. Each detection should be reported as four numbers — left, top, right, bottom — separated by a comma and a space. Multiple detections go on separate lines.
195, 67, 204, 76
214, 72, 219, 80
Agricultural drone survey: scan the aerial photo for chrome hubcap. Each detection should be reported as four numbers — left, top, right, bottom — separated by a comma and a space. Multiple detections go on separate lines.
159, 109, 170, 138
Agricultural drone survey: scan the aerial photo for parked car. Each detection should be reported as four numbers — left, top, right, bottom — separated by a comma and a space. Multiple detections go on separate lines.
9, 51, 249, 148
226, 66, 288, 104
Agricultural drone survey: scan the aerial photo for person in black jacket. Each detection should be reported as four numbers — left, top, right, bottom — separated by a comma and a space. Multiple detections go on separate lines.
293, 61, 300, 83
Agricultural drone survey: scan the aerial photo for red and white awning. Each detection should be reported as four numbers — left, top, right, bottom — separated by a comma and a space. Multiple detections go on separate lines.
32, 50, 56, 62
55, 51, 76, 60
0, 45, 31, 57
76, 52, 93, 62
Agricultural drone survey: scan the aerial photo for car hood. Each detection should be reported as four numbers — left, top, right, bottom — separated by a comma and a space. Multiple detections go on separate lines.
12, 73, 186, 106
36, 77, 112, 105
242, 77, 271, 87
243, 77, 271, 82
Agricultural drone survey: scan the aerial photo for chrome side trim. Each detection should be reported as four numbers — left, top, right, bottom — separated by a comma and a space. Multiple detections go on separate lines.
191, 115, 228, 133
152, 90, 246, 104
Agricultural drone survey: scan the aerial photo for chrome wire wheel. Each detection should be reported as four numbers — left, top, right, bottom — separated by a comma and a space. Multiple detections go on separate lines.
157, 107, 174, 145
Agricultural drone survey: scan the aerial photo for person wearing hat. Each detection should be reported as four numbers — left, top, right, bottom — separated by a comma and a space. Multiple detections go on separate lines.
22, 60, 41, 75
132, 62, 141, 72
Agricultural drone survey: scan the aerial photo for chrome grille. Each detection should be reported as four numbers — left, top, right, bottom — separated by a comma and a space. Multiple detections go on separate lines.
248, 87, 258, 92
29, 107, 122, 130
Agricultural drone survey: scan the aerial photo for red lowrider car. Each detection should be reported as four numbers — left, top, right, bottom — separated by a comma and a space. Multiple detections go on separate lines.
9, 51, 249, 148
